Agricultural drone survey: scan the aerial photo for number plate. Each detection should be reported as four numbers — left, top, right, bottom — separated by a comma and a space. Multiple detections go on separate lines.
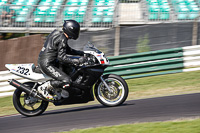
16, 66, 30, 75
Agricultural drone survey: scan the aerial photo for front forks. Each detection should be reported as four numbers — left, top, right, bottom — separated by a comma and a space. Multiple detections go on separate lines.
100, 76, 113, 93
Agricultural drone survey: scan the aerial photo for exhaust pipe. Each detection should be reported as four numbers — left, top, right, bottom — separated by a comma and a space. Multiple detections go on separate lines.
8, 79, 50, 102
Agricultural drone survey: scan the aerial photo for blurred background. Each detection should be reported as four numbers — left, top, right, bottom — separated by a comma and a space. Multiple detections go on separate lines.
0, 0, 199, 70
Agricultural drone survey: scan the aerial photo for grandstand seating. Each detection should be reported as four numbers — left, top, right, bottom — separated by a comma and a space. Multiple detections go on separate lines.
146, 0, 199, 20
34, 0, 63, 23
63, 0, 89, 23
146, 0, 170, 20
11, 0, 39, 22
92, 0, 115, 23
0, 0, 200, 28
171, 0, 199, 20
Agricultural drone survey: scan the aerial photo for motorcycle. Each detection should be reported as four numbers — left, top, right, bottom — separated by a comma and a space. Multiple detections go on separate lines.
5, 42, 129, 117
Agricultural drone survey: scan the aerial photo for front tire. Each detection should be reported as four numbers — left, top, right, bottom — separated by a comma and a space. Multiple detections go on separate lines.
95, 74, 129, 107
13, 82, 49, 117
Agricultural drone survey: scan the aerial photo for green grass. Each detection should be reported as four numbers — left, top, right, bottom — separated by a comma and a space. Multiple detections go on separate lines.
1, 70, 200, 116
59, 118, 200, 133
126, 70, 200, 99
0, 96, 17, 116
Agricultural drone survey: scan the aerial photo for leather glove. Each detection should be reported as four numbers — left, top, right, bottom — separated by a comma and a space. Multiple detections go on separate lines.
78, 56, 87, 64
72, 58, 79, 65
72, 57, 87, 65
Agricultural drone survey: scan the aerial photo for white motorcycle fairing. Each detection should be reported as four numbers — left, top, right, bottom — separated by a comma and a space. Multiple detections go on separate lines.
84, 51, 109, 65
5, 63, 51, 82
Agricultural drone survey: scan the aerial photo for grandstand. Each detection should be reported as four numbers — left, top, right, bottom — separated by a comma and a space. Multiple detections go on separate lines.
0, 0, 199, 33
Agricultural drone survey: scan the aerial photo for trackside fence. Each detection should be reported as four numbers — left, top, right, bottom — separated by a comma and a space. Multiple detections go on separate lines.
1, 45, 200, 97
105, 45, 200, 79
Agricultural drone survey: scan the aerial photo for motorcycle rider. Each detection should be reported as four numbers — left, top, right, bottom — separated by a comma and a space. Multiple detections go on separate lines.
37, 20, 86, 100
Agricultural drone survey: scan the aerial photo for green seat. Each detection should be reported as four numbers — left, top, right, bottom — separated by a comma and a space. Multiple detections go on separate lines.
93, 7, 104, 12
64, 16, 73, 20
105, 1, 115, 6
48, 8, 57, 15
34, 16, 45, 22
105, 10, 114, 14
160, 13, 170, 19
185, 1, 196, 5
188, 5, 199, 12
149, 13, 158, 19
148, 0, 159, 5
160, 5, 170, 20
148, 5, 160, 12
93, 10, 103, 15
45, 16, 56, 22
160, 5, 170, 12
75, 17, 84, 23
78, 1, 88, 5
94, 2, 104, 6
35, 11, 47, 16
65, 7, 78, 13
52, 0, 62, 2
177, 13, 188, 19
92, 16, 102, 22
158, 0, 168, 3
103, 17, 112, 22
67, 2, 78, 5
15, 16, 26, 22
63, 13, 73, 20
103, 11, 113, 22
174, 0, 185, 3
188, 13, 199, 19
177, 6, 189, 12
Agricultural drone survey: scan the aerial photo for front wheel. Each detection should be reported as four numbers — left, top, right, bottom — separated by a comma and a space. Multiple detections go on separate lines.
13, 82, 49, 117
94, 74, 129, 107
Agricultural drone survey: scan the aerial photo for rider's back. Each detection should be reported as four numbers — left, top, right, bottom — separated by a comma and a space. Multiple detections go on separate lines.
38, 29, 66, 63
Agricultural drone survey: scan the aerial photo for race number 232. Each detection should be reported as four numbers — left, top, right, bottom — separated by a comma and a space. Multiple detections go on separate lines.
16, 66, 30, 75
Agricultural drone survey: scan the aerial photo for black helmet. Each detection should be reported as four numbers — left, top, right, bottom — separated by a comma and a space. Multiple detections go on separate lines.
62, 20, 80, 40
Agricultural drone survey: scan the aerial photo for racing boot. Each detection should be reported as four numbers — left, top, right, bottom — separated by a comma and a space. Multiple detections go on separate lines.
38, 81, 54, 100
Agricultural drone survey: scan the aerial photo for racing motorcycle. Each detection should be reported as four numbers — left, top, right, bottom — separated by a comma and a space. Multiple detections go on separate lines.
5, 42, 129, 117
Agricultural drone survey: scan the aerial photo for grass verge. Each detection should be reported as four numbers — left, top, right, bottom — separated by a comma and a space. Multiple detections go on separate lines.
0, 70, 200, 116
59, 118, 200, 133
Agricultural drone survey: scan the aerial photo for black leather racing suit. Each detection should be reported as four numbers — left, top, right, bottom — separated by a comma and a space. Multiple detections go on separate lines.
38, 29, 84, 88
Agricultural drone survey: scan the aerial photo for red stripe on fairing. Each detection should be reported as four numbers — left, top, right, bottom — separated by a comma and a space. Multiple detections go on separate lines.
101, 60, 105, 64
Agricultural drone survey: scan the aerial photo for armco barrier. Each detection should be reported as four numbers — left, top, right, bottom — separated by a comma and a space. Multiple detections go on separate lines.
105, 45, 200, 79
0, 71, 30, 97
1, 45, 200, 97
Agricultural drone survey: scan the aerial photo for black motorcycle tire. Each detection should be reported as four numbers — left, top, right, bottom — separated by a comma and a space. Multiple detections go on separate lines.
13, 82, 49, 117
94, 74, 129, 107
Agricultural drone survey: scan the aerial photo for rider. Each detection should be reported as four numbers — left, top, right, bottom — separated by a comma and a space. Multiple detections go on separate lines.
37, 20, 86, 100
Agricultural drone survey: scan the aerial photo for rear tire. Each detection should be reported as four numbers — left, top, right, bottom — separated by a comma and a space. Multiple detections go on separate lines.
94, 74, 129, 107
13, 82, 49, 117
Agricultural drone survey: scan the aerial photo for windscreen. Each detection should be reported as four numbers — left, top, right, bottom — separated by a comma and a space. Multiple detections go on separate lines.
83, 42, 102, 54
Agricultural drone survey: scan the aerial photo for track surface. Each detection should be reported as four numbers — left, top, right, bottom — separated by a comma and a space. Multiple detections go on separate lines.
0, 93, 200, 133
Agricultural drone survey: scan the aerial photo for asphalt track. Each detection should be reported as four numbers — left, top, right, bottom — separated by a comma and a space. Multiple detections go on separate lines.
0, 93, 200, 133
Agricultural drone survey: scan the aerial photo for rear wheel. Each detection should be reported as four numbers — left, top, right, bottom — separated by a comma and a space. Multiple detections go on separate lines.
95, 74, 129, 107
13, 82, 49, 117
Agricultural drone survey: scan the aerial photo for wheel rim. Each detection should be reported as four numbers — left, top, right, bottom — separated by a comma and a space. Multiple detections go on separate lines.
18, 92, 42, 112
98, 78, 125, 105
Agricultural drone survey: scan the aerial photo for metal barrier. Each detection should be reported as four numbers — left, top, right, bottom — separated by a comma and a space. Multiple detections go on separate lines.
0, 71, 30, 97
1, 45, 200, 97
105, 45, 200, 79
